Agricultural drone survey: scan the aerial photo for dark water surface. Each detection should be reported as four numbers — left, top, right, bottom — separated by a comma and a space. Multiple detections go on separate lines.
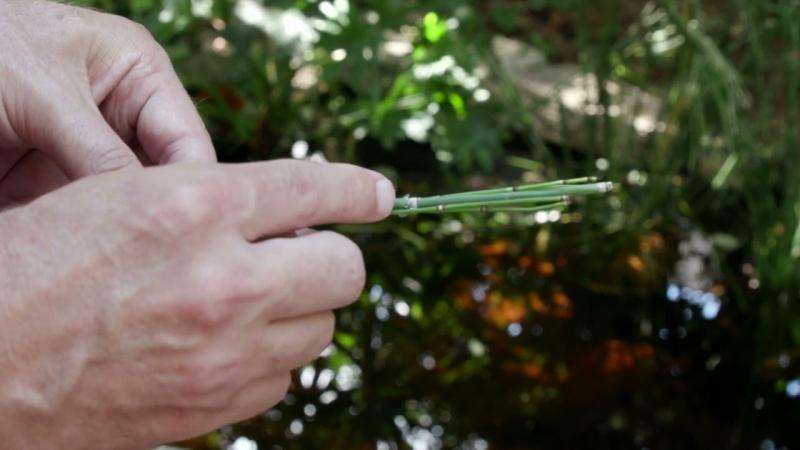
177, 168, 800, 450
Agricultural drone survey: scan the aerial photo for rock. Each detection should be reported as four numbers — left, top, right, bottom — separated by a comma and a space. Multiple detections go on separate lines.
492, 35, 666, 152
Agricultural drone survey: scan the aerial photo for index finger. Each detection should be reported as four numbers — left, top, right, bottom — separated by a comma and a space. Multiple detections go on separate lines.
232, 160, 395, 241
93, 36, 218, 166
134, 52, 217, 165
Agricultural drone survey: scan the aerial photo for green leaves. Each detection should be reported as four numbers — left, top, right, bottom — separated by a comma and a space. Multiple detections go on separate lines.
423, 12, 448, 43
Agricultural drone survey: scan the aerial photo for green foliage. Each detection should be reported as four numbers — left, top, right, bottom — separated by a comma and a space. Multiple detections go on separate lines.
69, 0, 800, 449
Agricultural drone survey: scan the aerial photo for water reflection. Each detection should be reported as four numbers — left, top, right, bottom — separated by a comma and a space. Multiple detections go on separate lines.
786, 379, 800, 398
665, 283, 722, 320
228, 437, 257, 450
187, 211, 798, 450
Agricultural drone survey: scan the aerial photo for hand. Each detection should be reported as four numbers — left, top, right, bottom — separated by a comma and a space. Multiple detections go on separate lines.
0, 160, 395, 449
0, 0, 215, 203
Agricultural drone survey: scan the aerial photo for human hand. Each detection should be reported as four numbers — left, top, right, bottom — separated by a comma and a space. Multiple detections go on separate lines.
0, 160, 395, 449
0, 0, 215, 203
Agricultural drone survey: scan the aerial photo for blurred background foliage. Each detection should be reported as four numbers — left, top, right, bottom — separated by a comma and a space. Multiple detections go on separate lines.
73, 0, 800, 448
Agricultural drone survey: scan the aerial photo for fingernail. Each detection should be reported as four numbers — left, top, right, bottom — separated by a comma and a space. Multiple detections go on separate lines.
375, 179, 396, 217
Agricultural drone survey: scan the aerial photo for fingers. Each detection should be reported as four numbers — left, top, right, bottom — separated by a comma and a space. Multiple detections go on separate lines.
214, 372, 292, 426
0, 150, 70, 204
97, 45, 217, 165
145, 312, 333, 443
232, 160, 395, 240
259, 311, 336, 372
193, 312, 334, 405
147, 373, 291, 445
157, 312, 333, 441
33, 92, 141, 179
247, 230, 366, 320
134, 63, 217, 165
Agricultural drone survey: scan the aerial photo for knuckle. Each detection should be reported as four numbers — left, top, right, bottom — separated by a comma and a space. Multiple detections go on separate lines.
305, 312, 336, 362
265, 373, 292, 405
107, 16, 171, 68
140, 171, 231, 234
236, 374, 292, 414
282, 161, 321, 223
174, 355, 241, 399
175, 296, 235, 332
146, 40, 173, 68
294, 311, 336, 366
342, 168, 376, 216
100, 14, 157, 48
87, 146, 138, 174
172, 246, 265, 330
260, 264, 292, 318
276, 373, 292, 395
118, 17, 156, 44
317, 312, 336, 348
225, 249, 265, 301
330, 234, 366, 299
173, 261, 237, 330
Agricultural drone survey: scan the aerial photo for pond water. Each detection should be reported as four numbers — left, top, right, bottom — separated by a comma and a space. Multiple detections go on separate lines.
175, 163, 800, 450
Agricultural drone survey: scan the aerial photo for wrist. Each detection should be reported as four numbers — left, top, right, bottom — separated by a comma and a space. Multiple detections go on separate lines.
0, 206, 22, 303
0, 208, 30, 443
0, 206, 29, 302
0, 206, 67, 449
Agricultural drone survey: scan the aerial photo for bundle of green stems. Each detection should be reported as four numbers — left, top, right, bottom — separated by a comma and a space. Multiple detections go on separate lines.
392, 177, 613, 215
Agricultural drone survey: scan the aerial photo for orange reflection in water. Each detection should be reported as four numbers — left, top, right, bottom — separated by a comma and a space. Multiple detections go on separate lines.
485, 293, 528, 325
478, 240, 511, 257
602, 340, 655, 373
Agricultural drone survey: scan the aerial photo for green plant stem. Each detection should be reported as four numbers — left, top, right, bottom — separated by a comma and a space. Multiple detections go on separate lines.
394, 199, 568, 216
392, 180, 613, 216
440, 177, 600, 197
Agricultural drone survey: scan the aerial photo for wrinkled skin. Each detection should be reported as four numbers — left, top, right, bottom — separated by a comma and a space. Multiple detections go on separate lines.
0, 0, 215, 202
0, 160, 395, 449
0, 1, 397, 449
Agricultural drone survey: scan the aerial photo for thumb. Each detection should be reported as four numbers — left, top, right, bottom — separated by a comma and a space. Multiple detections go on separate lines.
31, 95, 141, 179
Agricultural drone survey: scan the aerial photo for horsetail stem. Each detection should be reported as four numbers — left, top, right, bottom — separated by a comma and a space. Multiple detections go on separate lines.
392, 179, 613, 216
438, 177, 600, 197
